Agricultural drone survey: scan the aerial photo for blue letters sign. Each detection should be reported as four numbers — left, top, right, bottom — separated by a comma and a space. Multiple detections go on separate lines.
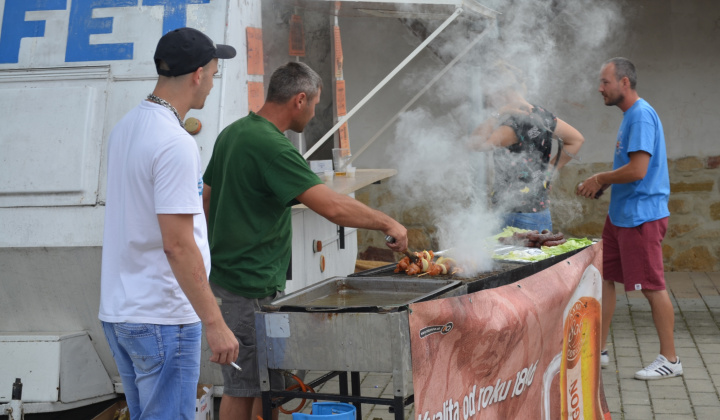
0, 0, 210, 64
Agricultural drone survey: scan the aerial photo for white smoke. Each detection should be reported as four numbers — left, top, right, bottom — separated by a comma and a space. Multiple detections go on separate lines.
387, 108, 499, 274
387, 0, 623, 275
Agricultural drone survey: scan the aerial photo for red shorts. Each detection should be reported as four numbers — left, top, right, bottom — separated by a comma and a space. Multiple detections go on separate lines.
602, 215, 668, 292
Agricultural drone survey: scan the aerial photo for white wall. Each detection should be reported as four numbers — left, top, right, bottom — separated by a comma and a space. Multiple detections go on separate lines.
546, 0, 720, 163
340, 15, 446, 170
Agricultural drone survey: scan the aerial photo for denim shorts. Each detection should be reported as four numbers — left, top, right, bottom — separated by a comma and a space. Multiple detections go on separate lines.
501, 209, 553, 232
102, 321, 201, 420
211, 282, 285, 398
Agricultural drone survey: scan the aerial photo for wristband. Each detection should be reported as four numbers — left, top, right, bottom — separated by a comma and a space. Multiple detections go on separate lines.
593, 175, 602, 187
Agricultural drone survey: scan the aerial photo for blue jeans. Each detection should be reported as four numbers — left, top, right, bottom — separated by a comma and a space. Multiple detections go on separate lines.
102, 321, 201, 420
501, 209, 553, 232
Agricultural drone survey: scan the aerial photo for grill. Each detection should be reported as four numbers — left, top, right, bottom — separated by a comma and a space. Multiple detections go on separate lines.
348, 250, 585, 294
256, 248, 587, 420
262, 276, 463, 313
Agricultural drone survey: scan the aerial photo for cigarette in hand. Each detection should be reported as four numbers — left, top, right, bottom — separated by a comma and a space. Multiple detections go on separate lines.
230, 362, 242, 371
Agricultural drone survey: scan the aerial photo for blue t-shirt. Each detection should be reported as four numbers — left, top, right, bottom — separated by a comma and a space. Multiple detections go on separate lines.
608, 99, 670, 227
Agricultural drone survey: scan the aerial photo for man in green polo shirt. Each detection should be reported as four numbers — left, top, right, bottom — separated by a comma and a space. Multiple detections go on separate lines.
202, 61, 408, 420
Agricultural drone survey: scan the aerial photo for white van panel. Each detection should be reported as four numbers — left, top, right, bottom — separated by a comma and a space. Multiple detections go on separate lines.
0, 81, 104, 206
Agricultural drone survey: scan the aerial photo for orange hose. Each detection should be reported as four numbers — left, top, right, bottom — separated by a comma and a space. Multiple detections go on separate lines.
276, 374, 316, 414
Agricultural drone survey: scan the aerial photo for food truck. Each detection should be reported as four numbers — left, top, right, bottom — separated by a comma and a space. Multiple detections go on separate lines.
0, 0, 502, 416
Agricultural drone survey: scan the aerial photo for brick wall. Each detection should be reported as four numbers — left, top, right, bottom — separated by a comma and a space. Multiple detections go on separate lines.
356, 156, 720, 271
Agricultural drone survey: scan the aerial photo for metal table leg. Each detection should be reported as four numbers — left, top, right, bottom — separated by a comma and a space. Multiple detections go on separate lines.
393, 396, 405, 420
339, 372, 348, 395
262, 390, 273, 420
351, 371, 362, 420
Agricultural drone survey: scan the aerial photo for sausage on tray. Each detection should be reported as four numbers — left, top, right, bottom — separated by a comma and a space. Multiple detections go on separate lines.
499, 230, 567, 247
527, 232, 563, 243
499, 230, 540, 245
543, 238, 567, 247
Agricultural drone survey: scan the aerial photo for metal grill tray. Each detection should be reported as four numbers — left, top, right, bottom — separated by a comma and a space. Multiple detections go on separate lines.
348, 260, 524, 278
349, 246, 590, 294
263, 276, 461, 313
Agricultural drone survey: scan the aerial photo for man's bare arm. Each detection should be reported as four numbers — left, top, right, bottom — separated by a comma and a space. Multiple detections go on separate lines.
297, 184, 408, 252
577, 151, 650, 198
550, 118, 585, 170
202, 183, 211, 227
470, 125, 518, 151
157, 213, 238, 365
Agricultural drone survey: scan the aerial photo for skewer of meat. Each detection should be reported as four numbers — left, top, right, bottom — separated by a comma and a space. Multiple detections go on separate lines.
394, 251, 458, 276
394, 256, 411, 273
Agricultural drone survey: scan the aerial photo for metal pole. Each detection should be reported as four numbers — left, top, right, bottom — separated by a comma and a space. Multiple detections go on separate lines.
262, 391, 273, 420
6, 378, 23, 420
351, 372, 362, 419
348, 30, 489, 165
303, 7, 464, 159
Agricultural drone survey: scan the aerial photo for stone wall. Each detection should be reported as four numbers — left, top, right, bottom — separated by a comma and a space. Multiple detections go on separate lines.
356, 156, 720, 272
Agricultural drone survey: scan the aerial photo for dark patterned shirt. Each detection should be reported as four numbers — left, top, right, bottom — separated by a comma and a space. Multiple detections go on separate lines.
492, 105, 558, 213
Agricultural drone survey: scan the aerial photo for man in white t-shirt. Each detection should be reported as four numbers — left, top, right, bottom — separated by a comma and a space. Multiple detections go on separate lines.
99, 27, 239, 419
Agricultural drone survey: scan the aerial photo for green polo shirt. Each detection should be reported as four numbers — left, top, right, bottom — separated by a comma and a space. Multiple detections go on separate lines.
204, 112, 322, 298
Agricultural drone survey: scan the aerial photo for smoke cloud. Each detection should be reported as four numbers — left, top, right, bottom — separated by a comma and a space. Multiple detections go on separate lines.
387, 0, 623, 275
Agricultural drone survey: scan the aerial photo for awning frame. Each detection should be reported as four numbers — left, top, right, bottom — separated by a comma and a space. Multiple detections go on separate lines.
302, 0, 498, 160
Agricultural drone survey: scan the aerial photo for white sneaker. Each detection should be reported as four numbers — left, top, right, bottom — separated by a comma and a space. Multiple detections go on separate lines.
634, 354, 683, 380
600, 350, 609, 368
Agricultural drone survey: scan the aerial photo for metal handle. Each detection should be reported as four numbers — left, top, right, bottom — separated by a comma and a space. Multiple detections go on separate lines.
385, 235, 395, 243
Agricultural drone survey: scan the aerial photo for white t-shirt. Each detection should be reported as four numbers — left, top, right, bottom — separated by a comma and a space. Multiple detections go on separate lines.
99, 101, 210, 325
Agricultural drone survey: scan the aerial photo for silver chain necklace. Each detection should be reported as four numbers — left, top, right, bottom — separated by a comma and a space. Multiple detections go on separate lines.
147, 94, 185, 128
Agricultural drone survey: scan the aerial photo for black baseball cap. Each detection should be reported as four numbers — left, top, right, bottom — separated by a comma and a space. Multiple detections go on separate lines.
154, 27, 236, 77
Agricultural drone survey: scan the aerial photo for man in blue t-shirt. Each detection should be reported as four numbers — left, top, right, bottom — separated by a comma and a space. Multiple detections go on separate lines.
577, 57, 681, 380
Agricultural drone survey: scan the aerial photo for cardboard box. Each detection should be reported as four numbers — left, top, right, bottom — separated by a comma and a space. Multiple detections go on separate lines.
196, 383, 214, 420
92, 400, 128, 420
92, 383, 213, 420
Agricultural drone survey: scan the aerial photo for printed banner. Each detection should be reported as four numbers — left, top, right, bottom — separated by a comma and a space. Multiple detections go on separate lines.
333, 26, 343, 78
246, 27, 264, 75
338, 122, 350, 150
336, 80, 347, 116
409, 243, 611, 420
335, 68, 349, 149
289, 15, 305, 57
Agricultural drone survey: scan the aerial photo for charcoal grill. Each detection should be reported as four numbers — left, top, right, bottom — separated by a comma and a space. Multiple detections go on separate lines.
256, 248, 587, 420
348, 249, 587, 294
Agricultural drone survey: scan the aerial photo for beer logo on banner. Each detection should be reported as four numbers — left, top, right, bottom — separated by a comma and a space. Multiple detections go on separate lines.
566, 301, 585, 367
419, 322, 453, 339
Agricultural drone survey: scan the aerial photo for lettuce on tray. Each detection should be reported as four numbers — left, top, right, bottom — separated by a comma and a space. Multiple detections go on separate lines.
490, 227, 593, 262
490, 226, 531, 241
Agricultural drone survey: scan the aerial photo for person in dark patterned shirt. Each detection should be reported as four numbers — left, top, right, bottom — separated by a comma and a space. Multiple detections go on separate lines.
470, 62, 584, 231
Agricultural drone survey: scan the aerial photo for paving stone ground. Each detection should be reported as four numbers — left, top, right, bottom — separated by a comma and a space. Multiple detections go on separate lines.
276, 272, 720, 420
